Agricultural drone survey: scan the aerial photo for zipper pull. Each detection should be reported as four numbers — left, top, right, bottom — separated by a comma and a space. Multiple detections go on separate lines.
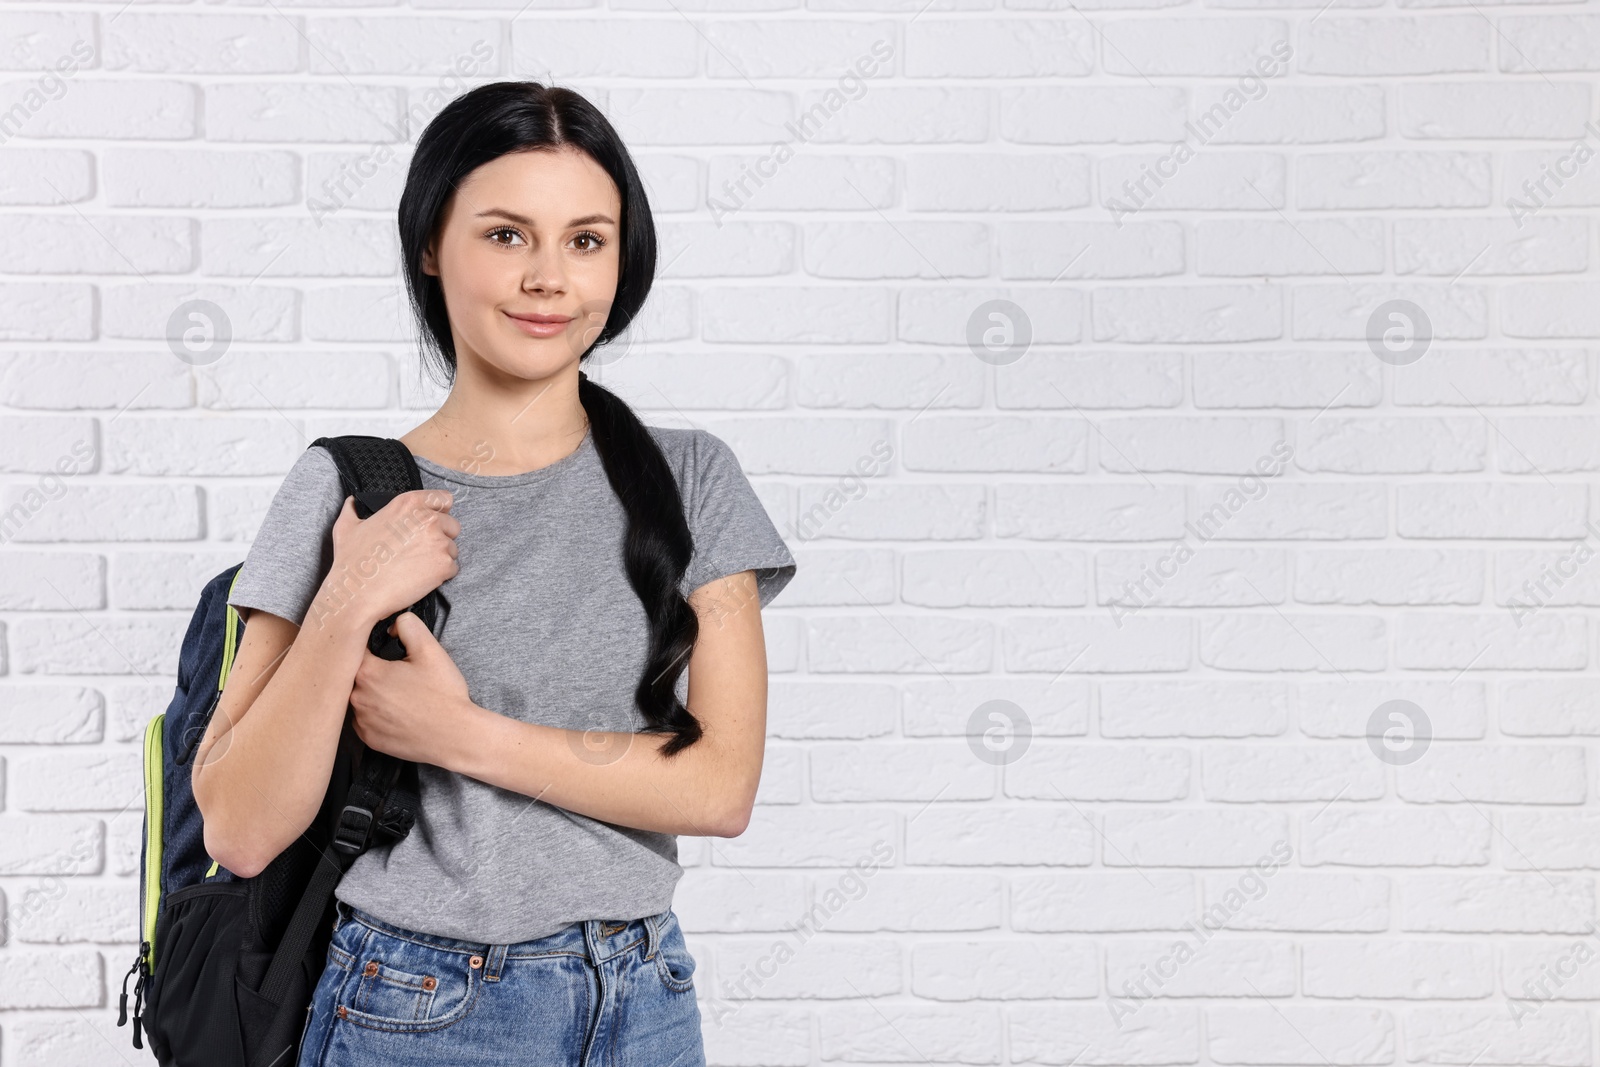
117, 948, 140, 1025
130, 942, 150, 1050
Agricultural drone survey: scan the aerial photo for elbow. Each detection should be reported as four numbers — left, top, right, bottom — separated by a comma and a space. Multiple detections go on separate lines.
194, 769, 267, 879
713, 796, 755, 839
202, 823, 267, 880
710, 761, 761, 837
198, 798, 269, 879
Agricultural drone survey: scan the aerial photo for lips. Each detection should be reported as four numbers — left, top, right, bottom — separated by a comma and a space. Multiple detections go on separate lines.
503, 310, 575, 339
504, 312, 573, 324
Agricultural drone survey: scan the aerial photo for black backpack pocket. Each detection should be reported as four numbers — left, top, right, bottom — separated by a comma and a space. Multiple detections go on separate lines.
145, 882, 249, 1066
236, 944, 322, 1067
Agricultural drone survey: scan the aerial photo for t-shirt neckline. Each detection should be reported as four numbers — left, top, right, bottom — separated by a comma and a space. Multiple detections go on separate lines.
410, 426, 593, 488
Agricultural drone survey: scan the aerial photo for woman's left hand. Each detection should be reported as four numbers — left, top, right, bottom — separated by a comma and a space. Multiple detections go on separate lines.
350, 610, 477, 769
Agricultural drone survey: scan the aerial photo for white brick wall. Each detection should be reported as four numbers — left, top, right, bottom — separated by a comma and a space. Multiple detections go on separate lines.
0, 2, 1596, 1065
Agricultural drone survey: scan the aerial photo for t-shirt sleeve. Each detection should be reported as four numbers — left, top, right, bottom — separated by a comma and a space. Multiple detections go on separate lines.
227, 445, 347, 627
681, 430, 797, 608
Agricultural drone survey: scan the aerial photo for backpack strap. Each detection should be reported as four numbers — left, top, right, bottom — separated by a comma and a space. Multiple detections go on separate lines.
310, 435, 449, 657
249, 435, 442, 1054
251, 756, 407, 1014
308, 434, 436, 858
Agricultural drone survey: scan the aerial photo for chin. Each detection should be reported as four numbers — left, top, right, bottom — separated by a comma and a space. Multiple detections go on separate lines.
482, 346, 567, 381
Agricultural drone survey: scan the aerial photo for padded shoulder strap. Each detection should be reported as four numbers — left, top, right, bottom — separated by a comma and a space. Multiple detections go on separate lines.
308, 434, 449, 648
310, 435, 423, 518
252, 436, 434, 1039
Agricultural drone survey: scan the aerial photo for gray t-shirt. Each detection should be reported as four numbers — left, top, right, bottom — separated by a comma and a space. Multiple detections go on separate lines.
226, 423, 797, 944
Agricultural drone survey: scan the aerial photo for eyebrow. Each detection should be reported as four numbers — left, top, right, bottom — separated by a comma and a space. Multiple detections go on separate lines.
475, 208, 616, 228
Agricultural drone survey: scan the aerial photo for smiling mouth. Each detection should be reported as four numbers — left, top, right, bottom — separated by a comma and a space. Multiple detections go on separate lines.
504, 312, 573, 325
503, 311, 574, 337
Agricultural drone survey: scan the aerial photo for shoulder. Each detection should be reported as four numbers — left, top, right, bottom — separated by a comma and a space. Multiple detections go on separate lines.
245, 444, 346, 537
642, 423, 714, 464
642, 424, 738, 499
228, 443, 348, 626
282, 443, 344, 498
646, 425, 796, 604
251, 443, 347, 535
302, 442, 338, 473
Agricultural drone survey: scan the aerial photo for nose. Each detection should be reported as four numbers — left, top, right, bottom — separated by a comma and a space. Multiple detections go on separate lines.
521, 244, 567, 295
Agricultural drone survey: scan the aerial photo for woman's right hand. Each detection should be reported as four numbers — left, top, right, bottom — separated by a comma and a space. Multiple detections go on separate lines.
325, 489, 460, 628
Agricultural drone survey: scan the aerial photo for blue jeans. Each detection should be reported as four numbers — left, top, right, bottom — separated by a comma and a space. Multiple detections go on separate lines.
296, 899, 707, 1067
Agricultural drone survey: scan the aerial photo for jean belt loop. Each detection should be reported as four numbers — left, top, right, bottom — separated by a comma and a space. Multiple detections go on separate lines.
483, 942, 508, 982
644, 911, 662, 961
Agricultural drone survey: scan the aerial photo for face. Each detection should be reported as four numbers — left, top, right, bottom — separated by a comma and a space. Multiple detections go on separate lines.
421, 146, 622, 381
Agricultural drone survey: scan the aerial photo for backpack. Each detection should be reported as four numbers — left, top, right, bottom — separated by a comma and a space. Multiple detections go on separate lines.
117, 435, 452, 1067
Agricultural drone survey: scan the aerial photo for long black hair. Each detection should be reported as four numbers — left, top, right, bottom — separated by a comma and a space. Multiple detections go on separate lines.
397, 81, 703, 758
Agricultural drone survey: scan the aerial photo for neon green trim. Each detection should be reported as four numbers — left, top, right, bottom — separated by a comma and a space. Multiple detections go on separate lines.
141, 712, 165, 967
143, 569, 245, 967
219, 567, 246, 691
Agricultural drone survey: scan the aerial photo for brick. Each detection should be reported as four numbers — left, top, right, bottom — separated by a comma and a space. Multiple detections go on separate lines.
705, 19, 899, 78
1099, 19, 1290, 77
309, 17, 501, 76
1302, 17, 1489, 75
1298, 152, 1492, 209
1000, 220, 1184, 281
907, 19, 1092, 78
1303, 808, 1491, 866
1400, 81, 1594, 139
105, 148, 298, 208
915, 153, 1090, 211
0, 147, 93, 204
1099, 681, 1289, 738
903, 548, 1087, 607
1209, 1005, 1395, 1065
513, 20, 694, 78
912, 939, 1099, 1000
810, 742, 994, 802
104, 13, 301, 73
1007, 744, 1191, 801
1002, 87, 1187, 145
1401, 875, 1596, 933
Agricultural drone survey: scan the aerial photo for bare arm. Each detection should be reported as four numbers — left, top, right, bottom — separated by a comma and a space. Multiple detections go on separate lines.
191, 598, 376, 878
442, 569, 771, 839
193, 488, 460, 878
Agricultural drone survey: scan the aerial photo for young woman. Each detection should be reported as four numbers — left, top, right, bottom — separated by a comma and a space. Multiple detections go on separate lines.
191, 81, 797, 1066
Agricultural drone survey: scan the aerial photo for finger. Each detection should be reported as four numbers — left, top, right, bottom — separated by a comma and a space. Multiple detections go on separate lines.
418, 488, 455, 513
393, 611, 423, 638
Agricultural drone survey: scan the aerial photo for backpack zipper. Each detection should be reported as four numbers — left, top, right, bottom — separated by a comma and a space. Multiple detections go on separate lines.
121, 711, 164, 1047
140, 712, 164, 962
177, 574, 243, 767
121, 568, 247, 1048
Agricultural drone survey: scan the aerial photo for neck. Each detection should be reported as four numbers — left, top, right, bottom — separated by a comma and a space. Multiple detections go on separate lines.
403, 360, 590, 477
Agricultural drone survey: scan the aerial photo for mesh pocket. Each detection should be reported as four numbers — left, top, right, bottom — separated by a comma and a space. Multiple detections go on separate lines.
145, 883, 250, 1066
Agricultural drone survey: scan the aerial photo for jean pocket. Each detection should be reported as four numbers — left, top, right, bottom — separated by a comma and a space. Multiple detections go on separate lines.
653, 911, 698, 994
340, 929, 480, 1033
